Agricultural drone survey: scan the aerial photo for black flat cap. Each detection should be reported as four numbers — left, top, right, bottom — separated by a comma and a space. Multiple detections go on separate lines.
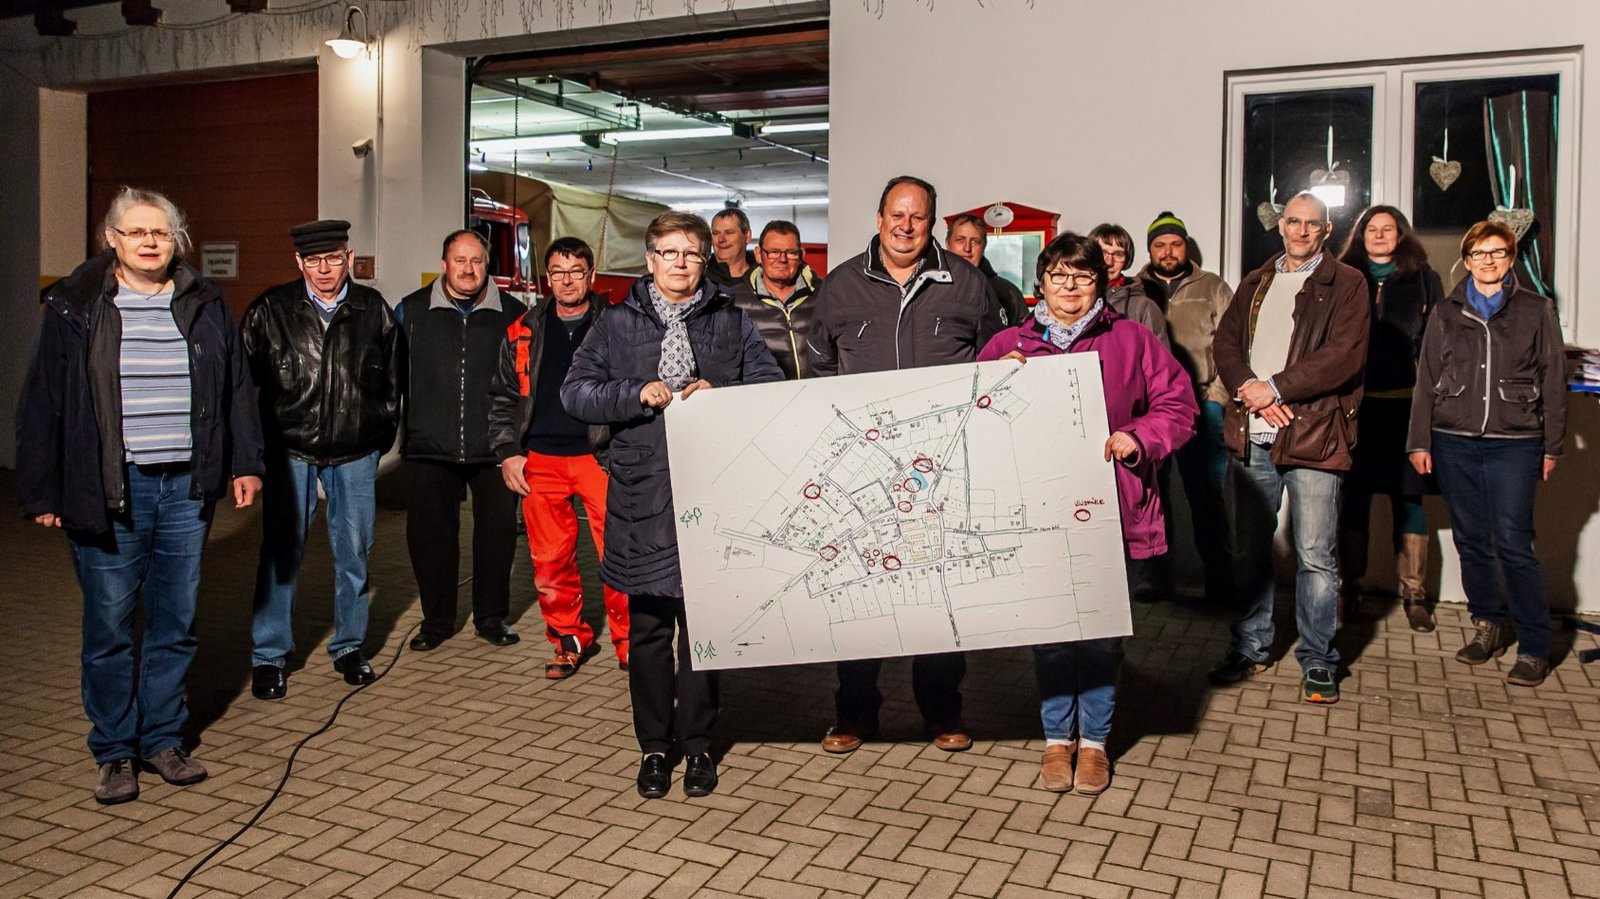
290, 219, 351, 255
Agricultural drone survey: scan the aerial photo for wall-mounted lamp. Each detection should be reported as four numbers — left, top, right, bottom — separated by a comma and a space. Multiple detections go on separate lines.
325, 5, 370, 59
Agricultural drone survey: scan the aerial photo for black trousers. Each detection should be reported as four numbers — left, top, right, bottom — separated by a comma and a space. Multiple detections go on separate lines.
835, 651, 966, 731
629, 594, 719, 755
405, 460, 518, 640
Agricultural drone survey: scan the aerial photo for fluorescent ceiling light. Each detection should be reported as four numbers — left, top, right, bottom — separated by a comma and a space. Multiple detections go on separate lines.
601, 126, 733, 144
672, 197, 828, 211
761, 122, 829, 135
473, 134, 587, 153
468, 163, 489, 172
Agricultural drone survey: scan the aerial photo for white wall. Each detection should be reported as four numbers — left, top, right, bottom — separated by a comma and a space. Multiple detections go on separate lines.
39, 88, 87, 282
830, 0, 1600, 613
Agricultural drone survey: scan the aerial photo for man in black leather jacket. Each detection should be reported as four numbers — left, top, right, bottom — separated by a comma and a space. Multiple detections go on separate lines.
240, 219, 400, 699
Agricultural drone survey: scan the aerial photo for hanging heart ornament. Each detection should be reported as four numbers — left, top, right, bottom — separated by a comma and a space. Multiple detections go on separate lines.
1429, 158, 1461, 191
1488, 207, 1534, 240
1256, 202, 1283, 231
1309, 163, 1350, 188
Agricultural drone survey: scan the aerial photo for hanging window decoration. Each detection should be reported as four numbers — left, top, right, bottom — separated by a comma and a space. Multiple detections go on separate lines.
1307, 126, 1349, 209
1429, 128, 1461, 191
1256, 174, 1283, 231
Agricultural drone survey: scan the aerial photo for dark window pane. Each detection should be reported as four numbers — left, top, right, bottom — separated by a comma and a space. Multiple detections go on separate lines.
1240, 87, 1373, 274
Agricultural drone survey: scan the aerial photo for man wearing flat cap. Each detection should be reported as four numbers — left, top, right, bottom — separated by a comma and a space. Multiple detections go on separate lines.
241, 220, 401, 699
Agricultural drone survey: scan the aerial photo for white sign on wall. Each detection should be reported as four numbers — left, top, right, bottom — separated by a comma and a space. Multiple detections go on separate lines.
664, 353, 1131, 671
200, 242, 239, 279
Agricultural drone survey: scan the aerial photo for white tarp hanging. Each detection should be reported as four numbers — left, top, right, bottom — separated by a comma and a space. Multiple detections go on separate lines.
470, 172, 667, 275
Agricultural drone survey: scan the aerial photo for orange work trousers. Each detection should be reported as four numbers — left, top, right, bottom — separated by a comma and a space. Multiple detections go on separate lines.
521, 450, 629, 659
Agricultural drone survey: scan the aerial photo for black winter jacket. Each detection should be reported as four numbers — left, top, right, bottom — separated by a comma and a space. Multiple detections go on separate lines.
240, 278, 400, 465
1406, 276, 1566, 457
806, 238, 1004, 376
487, 291, 610, 463
1357, 266, 1443, 395
559, 277, 784, 596
396, 280, 526, 465
977, 256, 1026, 328
16, 251, 265, 532
728, 264, 822, 380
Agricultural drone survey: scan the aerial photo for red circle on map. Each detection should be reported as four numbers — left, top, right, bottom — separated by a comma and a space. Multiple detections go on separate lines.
898, 501, 913, 513
912, 457, 935, 473
977, 396, 992, 409
802, 483, 822, 500
865, 429, 880, 441
820, 545, 839, 561
883, 555, 902, 571
902, 478, 922, 493
1074, 508, 1092, 522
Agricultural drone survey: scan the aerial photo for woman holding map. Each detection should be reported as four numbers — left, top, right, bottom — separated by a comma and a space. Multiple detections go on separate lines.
561, 211, 783, 800
977, 231, 1196, 794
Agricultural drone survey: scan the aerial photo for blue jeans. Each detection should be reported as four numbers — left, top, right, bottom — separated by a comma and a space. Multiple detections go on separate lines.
1034, 557, 1135, 743
1231, 442, 1343, 672
1430, 432, 1550, 658
70, 465, 211, 764
252, 450, 379, 667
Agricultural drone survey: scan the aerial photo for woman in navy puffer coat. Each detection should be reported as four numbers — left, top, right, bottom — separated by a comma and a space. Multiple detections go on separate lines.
561, 212, 783, 801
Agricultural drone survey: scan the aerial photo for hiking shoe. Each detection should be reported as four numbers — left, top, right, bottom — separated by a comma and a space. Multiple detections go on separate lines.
1456, 619, 1511, 665
142, 747, 207, 786
1404, 600, 1436, 633
1208, 651, 1269, 685
1302, 668, 1339, 704
1506, 654, 1550, 687
94, 759, 138, 805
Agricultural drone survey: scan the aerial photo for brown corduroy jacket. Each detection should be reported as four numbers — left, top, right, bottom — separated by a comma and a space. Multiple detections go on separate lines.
1214, 253, 1371, 471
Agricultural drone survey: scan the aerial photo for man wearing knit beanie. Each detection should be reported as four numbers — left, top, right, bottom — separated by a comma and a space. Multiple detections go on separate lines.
1134, 212, 1237, 610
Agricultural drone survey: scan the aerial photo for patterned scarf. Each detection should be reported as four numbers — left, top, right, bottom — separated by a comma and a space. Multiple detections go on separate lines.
648, 280, 705, 390
1034, 297, 1105, 351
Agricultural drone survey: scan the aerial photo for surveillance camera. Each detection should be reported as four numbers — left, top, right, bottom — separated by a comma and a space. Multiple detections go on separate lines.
352, 138, 374, 158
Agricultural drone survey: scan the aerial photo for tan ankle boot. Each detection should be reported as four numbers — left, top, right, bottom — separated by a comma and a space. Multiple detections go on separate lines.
1397, 533, 1434, 632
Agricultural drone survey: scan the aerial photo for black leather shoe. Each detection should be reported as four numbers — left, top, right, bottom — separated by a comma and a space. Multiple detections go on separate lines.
251, 665, 286, 700
333, 651, 375, 685
637, 753, 671, 799
683, 753, 718, 798
476, 621, 520, 646
409, 633, 445, 652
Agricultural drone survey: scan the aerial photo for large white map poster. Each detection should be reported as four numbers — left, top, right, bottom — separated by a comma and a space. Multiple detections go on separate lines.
663, 353, 1131, 671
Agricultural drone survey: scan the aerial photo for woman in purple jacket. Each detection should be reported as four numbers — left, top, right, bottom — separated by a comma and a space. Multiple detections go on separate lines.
978, 232, 1196, 795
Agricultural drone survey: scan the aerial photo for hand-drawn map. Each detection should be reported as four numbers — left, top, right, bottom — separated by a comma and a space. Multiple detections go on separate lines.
663, 353, 1130, 671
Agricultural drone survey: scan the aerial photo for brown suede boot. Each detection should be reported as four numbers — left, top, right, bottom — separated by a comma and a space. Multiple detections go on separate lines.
1397, 533, 1434, 633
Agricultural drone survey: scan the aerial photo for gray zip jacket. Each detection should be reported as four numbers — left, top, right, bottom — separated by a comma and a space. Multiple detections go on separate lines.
1406, 276, 1566, 457
807, 237, 1004, 375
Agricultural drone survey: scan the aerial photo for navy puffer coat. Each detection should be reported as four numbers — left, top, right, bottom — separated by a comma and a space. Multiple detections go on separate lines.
560, 277, 784, 596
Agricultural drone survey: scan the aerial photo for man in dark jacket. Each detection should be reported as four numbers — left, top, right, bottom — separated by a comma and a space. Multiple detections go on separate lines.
487, 236, 628, 678
395, 230, 527, 652
1208, 193, 1370, 705
729, 219, 822, 380
806, 175, 1005, 755
241, 219, 401, 699
946, 213, 1025, 327
706, 207, 757, 288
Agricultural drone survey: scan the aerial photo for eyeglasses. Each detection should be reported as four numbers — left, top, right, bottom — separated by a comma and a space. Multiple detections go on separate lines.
1281, 217, 1326, 231
651, 248, 707, 266
300, 253, 348, 269
1101, 248, 1128, 260
760, 248, 802, 260
112, 227, 175, 243
1466, 247, 1512, 261
547, 268, 591, 281
1044, 270, 1097, 289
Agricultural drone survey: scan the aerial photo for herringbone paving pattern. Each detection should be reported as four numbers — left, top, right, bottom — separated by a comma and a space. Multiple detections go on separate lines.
3, 471, 1599, 898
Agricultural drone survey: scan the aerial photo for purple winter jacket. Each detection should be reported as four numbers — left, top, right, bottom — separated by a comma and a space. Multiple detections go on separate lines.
977, 309, 1198, 559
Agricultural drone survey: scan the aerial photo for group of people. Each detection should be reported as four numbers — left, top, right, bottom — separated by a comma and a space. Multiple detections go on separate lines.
16, 174, 1567, 807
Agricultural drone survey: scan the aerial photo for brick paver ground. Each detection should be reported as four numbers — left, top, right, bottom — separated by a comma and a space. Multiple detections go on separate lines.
3, 469, 1599, 898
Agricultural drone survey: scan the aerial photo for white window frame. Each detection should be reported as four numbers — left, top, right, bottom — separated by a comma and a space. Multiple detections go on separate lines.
1224, 51, 1581, 333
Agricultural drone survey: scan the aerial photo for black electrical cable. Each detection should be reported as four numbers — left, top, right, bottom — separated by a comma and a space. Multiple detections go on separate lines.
165, 622, 418, 899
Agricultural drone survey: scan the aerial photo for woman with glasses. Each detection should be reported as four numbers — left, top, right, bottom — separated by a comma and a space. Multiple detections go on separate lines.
977, 232, 1196, 794
561, 212, 783, 800
1407, 221, 1566, 687
17, 187, 264, 804
1336, 206, 1444, 632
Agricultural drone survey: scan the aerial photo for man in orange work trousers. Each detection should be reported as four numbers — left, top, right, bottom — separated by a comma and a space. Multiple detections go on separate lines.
488, 236, 629, 677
